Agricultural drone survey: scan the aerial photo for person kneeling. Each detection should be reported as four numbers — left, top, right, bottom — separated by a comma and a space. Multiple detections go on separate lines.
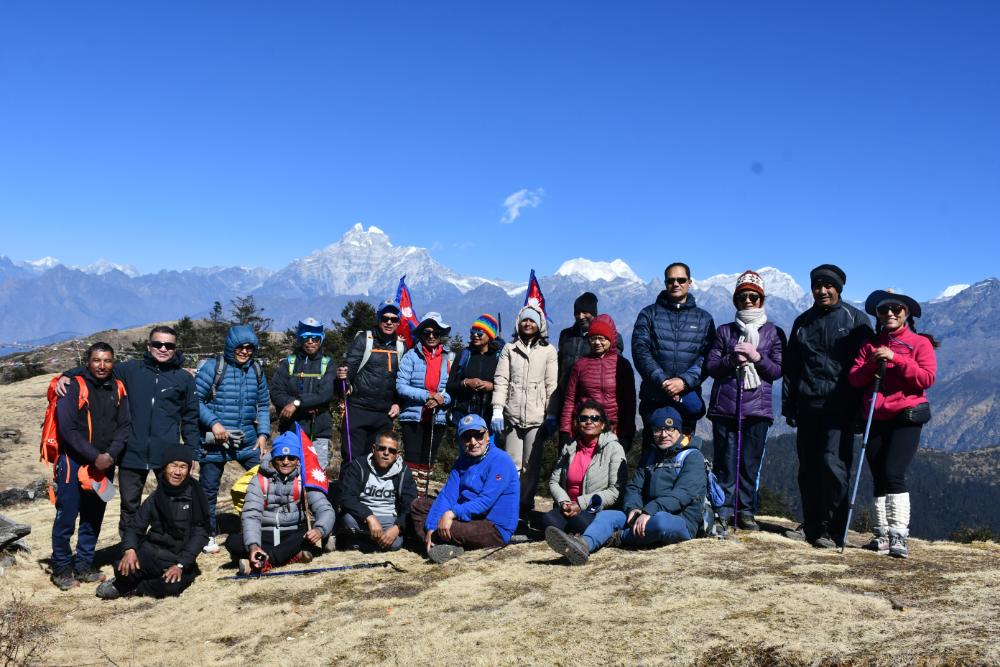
97, 446, 208, 599
338, 431, 417, 552
545, 406, 706, 565
225, 432, 334, 575
409, 414, 519, 564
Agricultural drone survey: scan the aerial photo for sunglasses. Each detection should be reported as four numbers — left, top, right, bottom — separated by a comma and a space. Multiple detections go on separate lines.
234, 344, 255, 352
736, 292, 761, 304
381, 316, 400, 324
460, 430, 488, 443
423, 330, 441, 338
576, 414, 605, 423
469, 330, 486, 337
877, 304, 906, 316
374, 445, 399, 454
148, 341, 177, 350
666, 277, 689, 285
301, 335, 322, 343
273, 455, 298, 462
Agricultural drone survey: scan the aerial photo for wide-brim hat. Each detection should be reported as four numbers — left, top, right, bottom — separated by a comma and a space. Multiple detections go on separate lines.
417, 311, 451, 336
864, 290, 921, 319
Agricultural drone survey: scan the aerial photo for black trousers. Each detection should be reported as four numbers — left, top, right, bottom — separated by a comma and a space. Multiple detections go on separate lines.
224, 526, 317, 567
113, 543, 197, 598
118, 468, 157, 540
866, 418, 922, 496
539, 506, 599, 534
342, 404, 393, 464
795, 410, 856, 544
400, 420, 445, 467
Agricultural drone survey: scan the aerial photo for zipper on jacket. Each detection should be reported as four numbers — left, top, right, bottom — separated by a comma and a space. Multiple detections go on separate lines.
148, 368, 159, 470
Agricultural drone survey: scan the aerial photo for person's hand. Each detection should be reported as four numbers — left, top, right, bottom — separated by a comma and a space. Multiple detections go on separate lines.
377, 524, 400, 550
388, 403, 400, 419
336, 366, 348, 380
185, 367, 197, 377
633, 513, 650, 538
211, 423, 229, 444
162, 565, 183, 584
626, 508, 642, 528
424, 393, 445, 409
491, 415, 505, 435
479, 380, 493, 392
248, 545, 268, 570
304, 528, 323, 546
734, 342, 761, 363
562, 501, 581, 518
280, 402, 297, 419
437, 511, 455, 542
54, 375, 71, 397
662, 378, 685, 398
873, 346, 895, 363
366, 515, 384, 541
254, 435, 268, 454
94, 452, 114, 472
424, 529, 434, 554
118, 548, 140, 576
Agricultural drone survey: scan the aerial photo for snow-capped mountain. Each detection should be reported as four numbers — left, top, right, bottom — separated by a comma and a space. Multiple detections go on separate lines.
692, 266, 807, 307
76, 259, 140, 278
19, 256, 61, 272
556, 258, 643, 285
931, 284, 971, 303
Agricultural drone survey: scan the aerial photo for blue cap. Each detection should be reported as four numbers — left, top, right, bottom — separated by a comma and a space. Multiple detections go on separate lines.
297, 317, 324, 341
376, 300, 400, 319
456, 413, 488, 437
648, 406, 682, 431
270, 432, 302, 460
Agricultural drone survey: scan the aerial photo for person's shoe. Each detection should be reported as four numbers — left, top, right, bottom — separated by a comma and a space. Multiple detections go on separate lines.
322, 535, 337, 553
95, 579, 120, 600
888, 528, 909, 559
713, 519, 729, 538
811, 533, 837, 549
202, 536, 221, 554
51, 569, 80, 591
783, 525, 807, 542
287, 550, 314, 566
737, 515, 760, 531
428, 544, 465, 564
605, 529, 623, 549
74, 565, 106, 583
863, 527, 891, 555
544, 526, 590, 566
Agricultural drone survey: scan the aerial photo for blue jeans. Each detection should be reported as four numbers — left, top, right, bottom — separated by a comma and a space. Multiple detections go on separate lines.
712, 417, 770, 521
340, 513, 404, 551
580, 509, 690, 552
198, 447, 260, 535
51, 455, 112, 573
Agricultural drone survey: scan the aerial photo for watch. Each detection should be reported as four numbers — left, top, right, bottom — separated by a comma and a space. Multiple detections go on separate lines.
293, 399, 301, 407
175, 563, 184, 569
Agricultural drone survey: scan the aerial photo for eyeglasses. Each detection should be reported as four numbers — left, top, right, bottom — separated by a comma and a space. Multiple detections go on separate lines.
381, 316, 400, 324
469, 330, 486, 337
301, 335, 322, 343
653, 427, 680, 435
666, 277, 689, 285
234, 344, 255, 352
460, 430, 488, 443
877, 304, 906, 316
374, 445, 399, 454
736, 292, 761, 304
576, 414, 605, 423
273, 455, 298, 462
148, 341, 177, 350
423, 331, 440, 339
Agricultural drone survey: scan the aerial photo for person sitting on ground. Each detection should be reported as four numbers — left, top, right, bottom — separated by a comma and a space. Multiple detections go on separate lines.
224, 432, 335, 575
409, 414, 519, 563
544, 406, 706, 565
338, 430, 417, 552
541, 401, 627, 535
96, 445, 208, 599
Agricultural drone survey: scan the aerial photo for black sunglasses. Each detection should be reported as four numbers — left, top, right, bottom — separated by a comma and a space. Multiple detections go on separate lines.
235, 344, 255, 352
666, 277, 689, 285
273, 455, 298, 462
460, 430, 488, 443
576, 414, 605, 423
469, 330, 486, 337
736, 292, 761, 304
374, 445, 399, 454
877, 304, 906, 316
148, 341, 177, 350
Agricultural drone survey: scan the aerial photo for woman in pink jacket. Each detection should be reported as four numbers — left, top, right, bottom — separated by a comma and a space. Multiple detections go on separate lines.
559, 315, 636, 449
849, 290, 938, 559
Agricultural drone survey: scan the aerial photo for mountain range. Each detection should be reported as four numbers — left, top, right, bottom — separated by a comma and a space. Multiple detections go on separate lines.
2, 223, 997, 452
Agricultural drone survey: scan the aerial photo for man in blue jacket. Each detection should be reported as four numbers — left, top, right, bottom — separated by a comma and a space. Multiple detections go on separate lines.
545, 406, 706, 565
194, 324, 270, 553
56, 326, 201, 540
409, 414, 519, 563
632, 262, 715, 443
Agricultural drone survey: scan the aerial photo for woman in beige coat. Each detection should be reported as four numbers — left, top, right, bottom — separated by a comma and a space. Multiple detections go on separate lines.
492, 304, 559, 513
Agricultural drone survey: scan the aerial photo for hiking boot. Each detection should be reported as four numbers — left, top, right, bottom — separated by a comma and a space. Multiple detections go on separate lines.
737, 515, 760, 532
811, 533, 837, 549
287, 550, 314, 566
544, 526, 589, 566
783, 525, 807, 542
605, 529, 623, 549
95, 579, 121, 600
322, 535, 337, 552
74, 565, 106, 583
202, 536, 221, 554
51, 569, 80, 591
428, 544, 465, 564
888, 528, 909, 559
863, 527, 890, 555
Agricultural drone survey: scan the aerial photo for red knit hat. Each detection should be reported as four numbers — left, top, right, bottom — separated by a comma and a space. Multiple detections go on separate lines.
587, 314, 617, 346
734, 270, 765, 299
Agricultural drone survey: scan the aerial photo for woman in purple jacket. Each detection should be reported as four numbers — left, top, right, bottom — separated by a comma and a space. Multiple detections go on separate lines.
705, 270, 786, 531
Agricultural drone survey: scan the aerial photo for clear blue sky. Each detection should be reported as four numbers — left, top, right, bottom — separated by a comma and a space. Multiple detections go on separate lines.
2, 2, 998, 300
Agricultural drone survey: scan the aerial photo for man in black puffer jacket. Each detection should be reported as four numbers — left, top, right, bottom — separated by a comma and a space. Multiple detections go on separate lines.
632, 263, 715, 442
336, 301, 404, 464
782, 264, 873, 548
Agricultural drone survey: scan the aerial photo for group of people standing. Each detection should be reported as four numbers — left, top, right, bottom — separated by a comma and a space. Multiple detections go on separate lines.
47, 260, 938, 596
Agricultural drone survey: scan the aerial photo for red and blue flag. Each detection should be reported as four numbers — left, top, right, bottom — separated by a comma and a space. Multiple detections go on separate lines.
523, 269, 551, 321
395, 275, 421, 349
295, 423, 329, 493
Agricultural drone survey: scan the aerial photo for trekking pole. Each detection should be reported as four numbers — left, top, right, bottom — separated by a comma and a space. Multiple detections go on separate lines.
732, 363, 746, 532
230, 560, 407, 580
425, 408, 437, 497
841, 359, 887, 553
341, 379, 354, 464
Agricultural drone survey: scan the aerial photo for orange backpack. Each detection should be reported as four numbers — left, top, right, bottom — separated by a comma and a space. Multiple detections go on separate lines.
40, 375, 126, 503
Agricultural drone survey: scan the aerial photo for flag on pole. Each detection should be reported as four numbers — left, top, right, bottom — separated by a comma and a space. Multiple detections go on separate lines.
395, 275, 421, 349
523, 269, 551, 321
295, 423, 329, 493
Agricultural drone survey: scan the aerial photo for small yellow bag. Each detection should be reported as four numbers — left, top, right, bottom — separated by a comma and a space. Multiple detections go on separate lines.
230, 464, 261, 513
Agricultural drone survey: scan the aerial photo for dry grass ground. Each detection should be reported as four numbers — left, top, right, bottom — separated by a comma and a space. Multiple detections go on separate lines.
1, 376, 999, 666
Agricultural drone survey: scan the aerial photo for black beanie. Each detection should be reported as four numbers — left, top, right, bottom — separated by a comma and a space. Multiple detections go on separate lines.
162, 444, 194, 466
810, 264, 846, 293
574, 292, 598, 315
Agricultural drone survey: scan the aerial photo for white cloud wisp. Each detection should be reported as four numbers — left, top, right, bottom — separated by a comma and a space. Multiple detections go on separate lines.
500, 187, 544, 224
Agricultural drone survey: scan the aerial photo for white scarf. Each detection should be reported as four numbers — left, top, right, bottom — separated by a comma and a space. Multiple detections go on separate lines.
735, 308, 767, 390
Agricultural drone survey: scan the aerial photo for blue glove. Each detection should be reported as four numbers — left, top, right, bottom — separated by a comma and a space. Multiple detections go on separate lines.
491, 408, 505, 435
542, 415, 557, 439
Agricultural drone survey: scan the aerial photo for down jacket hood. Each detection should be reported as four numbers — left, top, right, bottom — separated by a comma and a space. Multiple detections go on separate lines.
587, 314, 618, 353
516, 304, 549, 340
224, 325, 260, 366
